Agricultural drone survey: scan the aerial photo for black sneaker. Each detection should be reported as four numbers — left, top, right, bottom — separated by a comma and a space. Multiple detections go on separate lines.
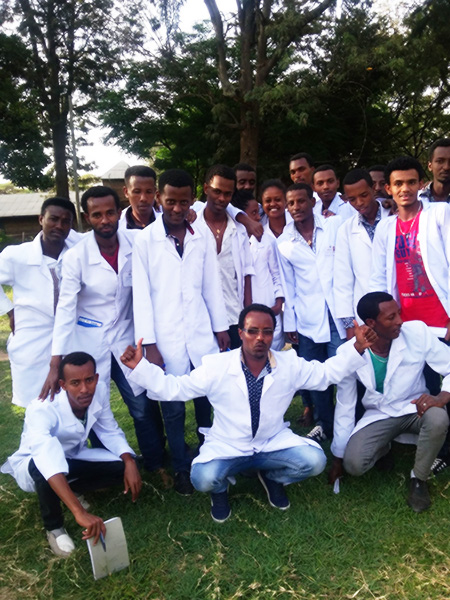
407, 477, 431, 513
258, 471, 290, 510
174, 471, 194, 496
210, 490, 231, 522
306, 425, 327, 445
431, 457, 449, 476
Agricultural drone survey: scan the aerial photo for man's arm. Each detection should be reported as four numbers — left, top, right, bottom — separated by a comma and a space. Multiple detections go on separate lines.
228, 205, 264, 241
121, 452, 142, 502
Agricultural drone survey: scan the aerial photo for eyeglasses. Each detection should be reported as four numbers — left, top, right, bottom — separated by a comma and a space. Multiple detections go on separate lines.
241, 328, 274, 337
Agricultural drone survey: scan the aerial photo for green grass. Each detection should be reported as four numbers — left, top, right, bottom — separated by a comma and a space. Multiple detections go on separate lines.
0, 313, 449, 599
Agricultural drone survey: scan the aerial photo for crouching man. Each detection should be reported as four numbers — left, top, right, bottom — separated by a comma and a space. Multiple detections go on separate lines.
121, 303, 374, 523
329, 292, 450, 513
1, 352, 141, 557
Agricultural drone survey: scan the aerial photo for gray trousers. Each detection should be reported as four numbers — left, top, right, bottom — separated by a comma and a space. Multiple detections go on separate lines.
343, 407, 449, 481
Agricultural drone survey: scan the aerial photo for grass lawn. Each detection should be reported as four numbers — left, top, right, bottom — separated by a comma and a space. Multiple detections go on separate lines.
0, 308, 449, 599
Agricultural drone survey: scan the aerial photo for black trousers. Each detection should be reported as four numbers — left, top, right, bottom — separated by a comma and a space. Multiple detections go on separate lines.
28, 458, 125, 530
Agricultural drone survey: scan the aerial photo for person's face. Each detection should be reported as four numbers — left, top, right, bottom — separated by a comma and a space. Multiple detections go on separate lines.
60, 361, 99, 416
289, 159, 314, 184
313, 170, 340, 203
261, 186, 286, 219
124, 176, 156, 223
366, 300, 403, 341
39, 205, 73, 243
244, 199, 261, 223
84, 196, 120, 239
385, 169, 421, 208
344, 179, 377, 218
286, 189, 315, 224
159, 184, 193, 229
239, 311, 274, 361
236, 170, 256, 192
369, 170, 388, 198
204, 175, 235, 216
428, 146, 450, 185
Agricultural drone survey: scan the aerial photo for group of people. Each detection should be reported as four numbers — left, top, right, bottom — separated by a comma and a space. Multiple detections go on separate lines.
1, 138, 450, 558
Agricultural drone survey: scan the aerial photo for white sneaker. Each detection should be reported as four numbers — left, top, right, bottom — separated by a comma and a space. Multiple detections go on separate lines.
306, 425, 327, 444
75, 493, 90, 510
46, 528, 75, 557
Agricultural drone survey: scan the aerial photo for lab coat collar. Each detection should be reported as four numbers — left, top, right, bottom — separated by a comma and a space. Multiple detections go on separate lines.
225, 348, 277, 396
28, 231, 69, 266
86, 229, 132, 271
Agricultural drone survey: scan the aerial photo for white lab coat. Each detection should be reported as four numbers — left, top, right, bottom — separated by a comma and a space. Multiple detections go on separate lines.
249, 233, 285, 350
334, 203, 391, 322
314, 193, 356, 220
370, 203, 450, 337
51, 229, 141, 391
277, 216, 345, 342
128, 343, 366, 464
331, 321, 450, 459
118, 205, 160, 230
0, 231, 81, 406
0, 382, 134, 492
132, 218, 228, 374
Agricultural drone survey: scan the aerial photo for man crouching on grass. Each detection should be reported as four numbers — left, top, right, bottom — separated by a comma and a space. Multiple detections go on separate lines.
1, 352, 141, 557
121, 303, 375, 523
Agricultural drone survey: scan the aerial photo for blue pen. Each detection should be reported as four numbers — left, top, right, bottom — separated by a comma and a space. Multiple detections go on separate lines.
99, 532, 106, 552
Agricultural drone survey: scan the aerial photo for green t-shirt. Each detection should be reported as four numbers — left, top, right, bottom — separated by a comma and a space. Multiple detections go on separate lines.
368, 349, 388, 394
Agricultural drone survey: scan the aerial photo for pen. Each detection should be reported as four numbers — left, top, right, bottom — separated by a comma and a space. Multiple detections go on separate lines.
99, 531, 106, 552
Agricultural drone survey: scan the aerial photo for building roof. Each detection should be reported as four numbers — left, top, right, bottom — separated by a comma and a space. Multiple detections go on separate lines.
100, 160, 130, 181
0, 192, 76, 218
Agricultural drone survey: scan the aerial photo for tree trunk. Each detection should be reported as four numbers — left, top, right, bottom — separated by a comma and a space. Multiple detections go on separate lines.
239, 100, 259, 167
52, 118, 69, 198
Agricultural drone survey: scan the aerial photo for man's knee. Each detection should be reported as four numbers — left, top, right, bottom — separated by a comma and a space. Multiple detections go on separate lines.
283, 445, 327, 479
422, 406, 449, 435
343, 450, 367, 477
190, 461, 229, 492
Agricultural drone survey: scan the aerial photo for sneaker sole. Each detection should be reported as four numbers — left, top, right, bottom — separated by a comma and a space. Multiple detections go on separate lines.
258, 472, 290, 510
210, 509, 231, 523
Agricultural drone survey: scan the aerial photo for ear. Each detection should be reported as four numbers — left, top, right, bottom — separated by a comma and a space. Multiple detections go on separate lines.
94, 373, 99, 386
123, 185, 129, 200
384, 183, 392, 197
156, 190, 161, 204
38, 214, 44, 227
59, 378, 66, 391
310, 196, 316, 208
203, 182, 209, 195
366, 318, 376, 330
238, 327, 244, 343
83, 212, 91, 227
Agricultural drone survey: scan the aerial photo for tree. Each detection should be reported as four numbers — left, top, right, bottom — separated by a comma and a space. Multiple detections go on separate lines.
1, 0, 144, 196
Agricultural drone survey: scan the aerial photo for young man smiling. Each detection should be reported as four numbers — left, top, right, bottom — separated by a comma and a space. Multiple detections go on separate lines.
132, 169, 229, 495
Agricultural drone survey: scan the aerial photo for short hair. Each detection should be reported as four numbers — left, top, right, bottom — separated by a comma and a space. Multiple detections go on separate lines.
428, 138, 450, 161
313, 164, 338, 181
124, 165, 157, 186
40, 197, 76, 220
233, 162, 256, 174
238, 303, 276, 329
158, 169, 194, 193
289, 152, 314, 167
204, 164, 236, 185
232, 189, 256, 212
343, 169, 373, 187
259, 179, 286, 200
357, 292, 394, 323
58, 351, 97, 381
81, 185, 120, 213
368, 164, 386, 174
384, 157, 425, 183
286, 183, 314, 199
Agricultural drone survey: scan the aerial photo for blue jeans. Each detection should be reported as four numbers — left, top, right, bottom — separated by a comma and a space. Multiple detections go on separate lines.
296, 313, 344, 438
190, 445, 326, 493
111, 355, 165, 471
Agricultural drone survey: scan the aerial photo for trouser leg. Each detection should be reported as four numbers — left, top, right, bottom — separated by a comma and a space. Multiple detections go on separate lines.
253, 445, 327, 484
193, 396, 212, 444
159, 401, 191, 472
111, 354, 165, 471
29, 459, 65, 531
191, 456, 252, 493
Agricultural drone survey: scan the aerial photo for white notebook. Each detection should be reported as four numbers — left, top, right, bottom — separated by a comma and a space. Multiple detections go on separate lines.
86, 517, 130, 580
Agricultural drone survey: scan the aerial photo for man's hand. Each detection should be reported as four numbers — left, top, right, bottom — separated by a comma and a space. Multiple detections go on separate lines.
215, 330, 230, 352
411, 391, 450, 417
346, 327, 355, 341
74, 510, 106, 544
121, 338, 144, 370
271, 298, 284, 317
39, 356, 62, 401
186, 208, 197, 224
444, 321, 450, 342
122, 454, 142, 502
236, 212, 264, 241
328, 457, 344, 485
7, 309, 14, 334
381, 198, 397, 215
353, 320, 377, 354
286, 331, 298, 345
145, 342, 165, 369
322, 209, 336, 218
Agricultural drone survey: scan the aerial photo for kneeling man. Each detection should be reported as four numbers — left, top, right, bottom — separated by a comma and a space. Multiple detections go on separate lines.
329, 292, 450, 512
121, 303, 373, 522
1, 352, 141, 556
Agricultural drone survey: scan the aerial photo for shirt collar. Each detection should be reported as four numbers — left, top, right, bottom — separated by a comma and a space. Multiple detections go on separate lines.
162, 218, 194, 237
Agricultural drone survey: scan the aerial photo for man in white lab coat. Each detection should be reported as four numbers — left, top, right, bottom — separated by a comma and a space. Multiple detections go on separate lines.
329, 292, 450, 513
41, 186, 159, 474
121, 303, 375, 523
278, 183, 344, 443
132, 169, 229, 495
312, 165, 355, 220
1, 352, 141, 556
0, 197, 80, 407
